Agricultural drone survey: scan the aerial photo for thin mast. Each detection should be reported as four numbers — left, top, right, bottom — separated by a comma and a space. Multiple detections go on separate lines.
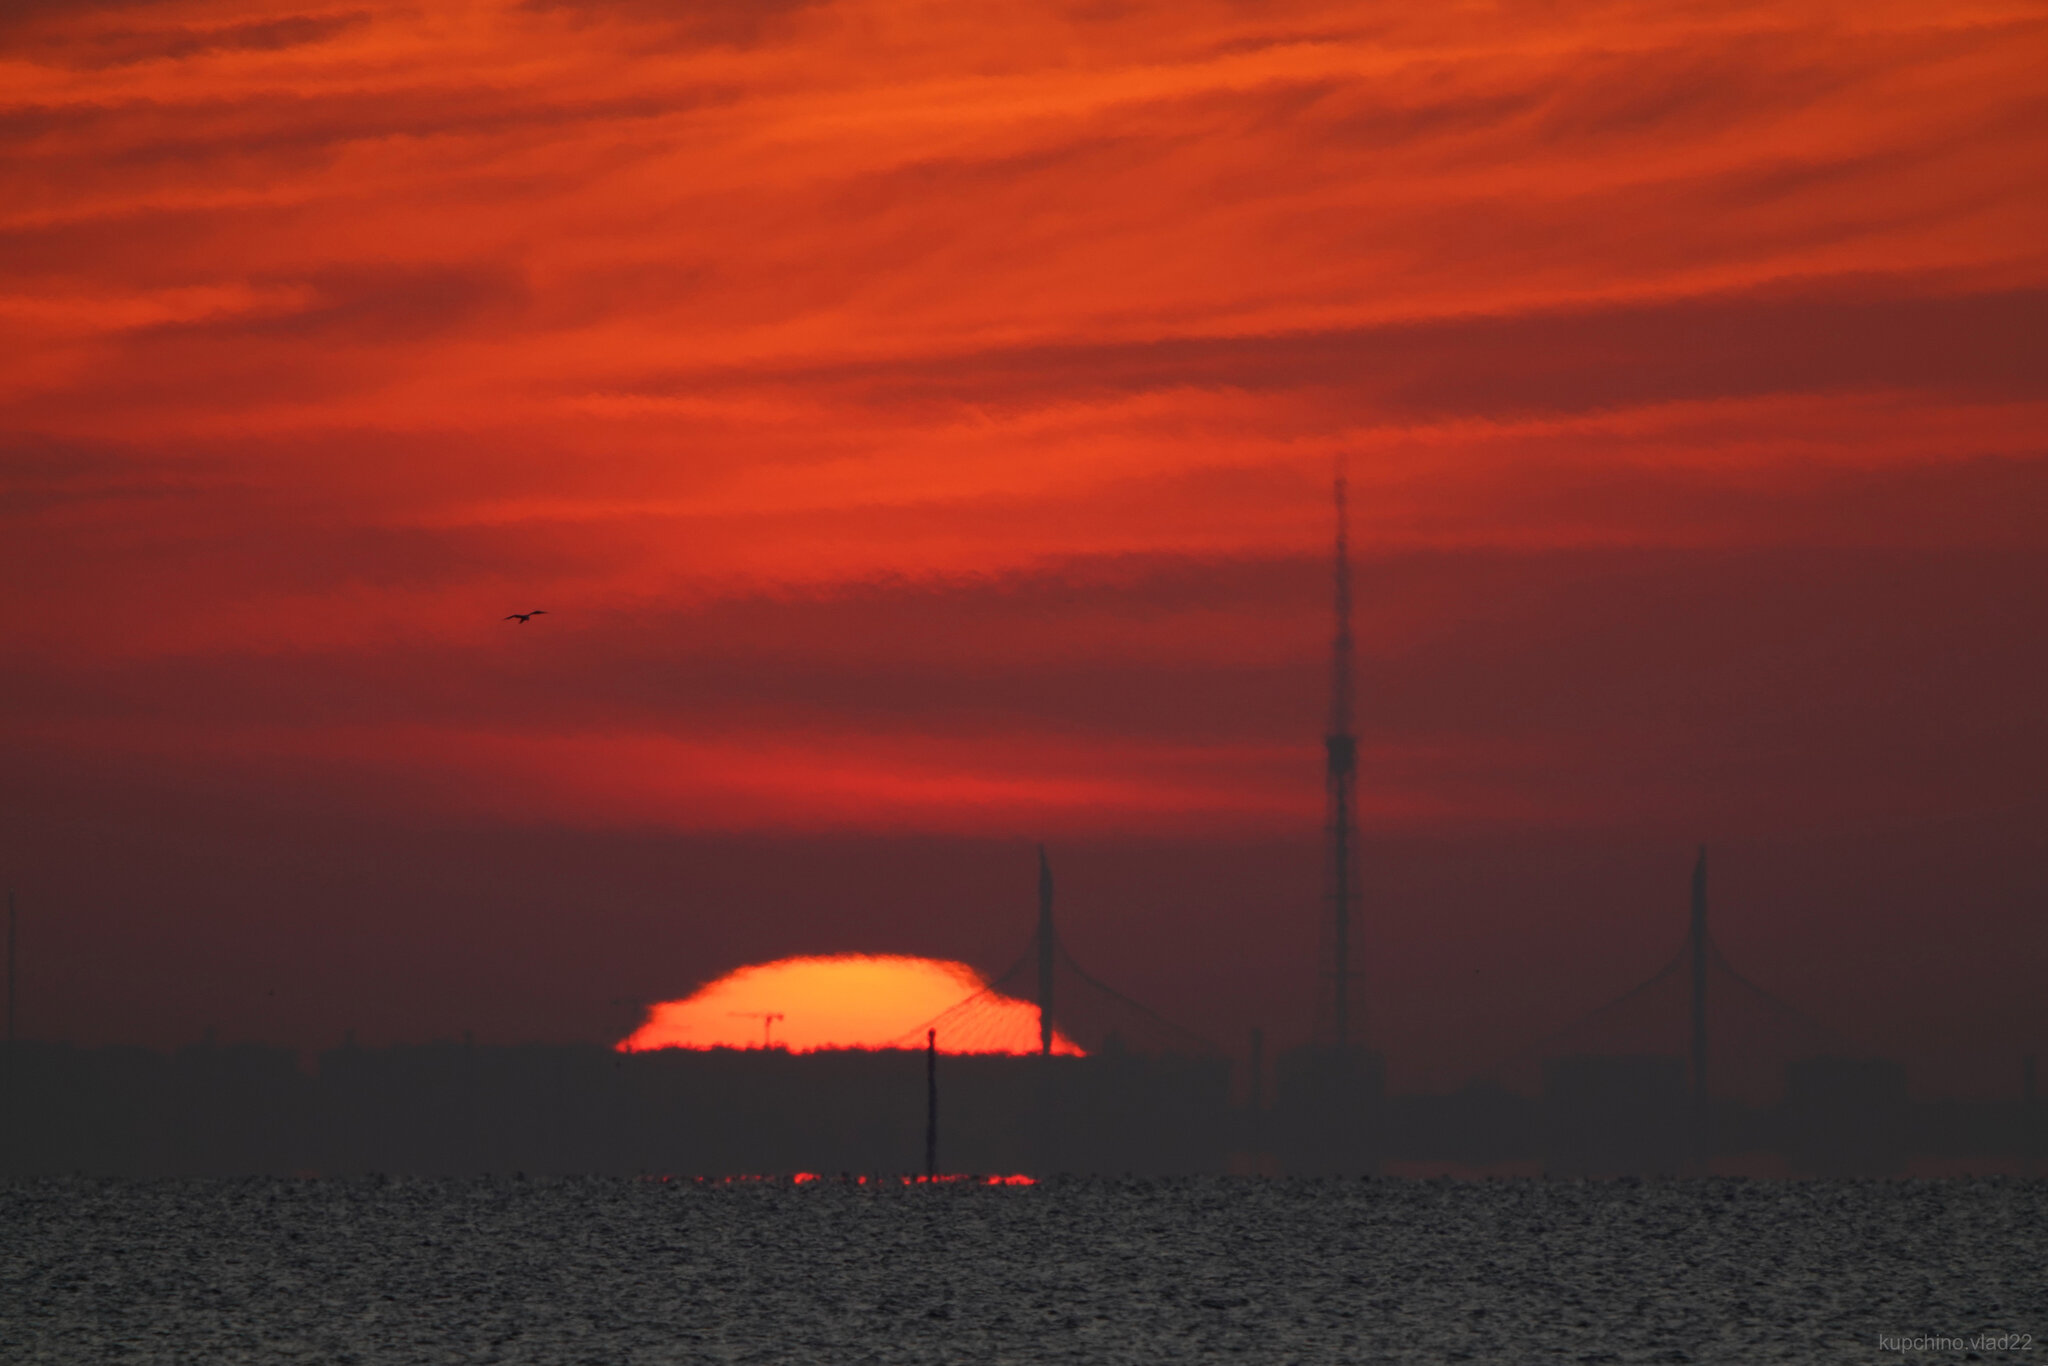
1248, 1026, 1265, 1167
1690, 847, 1709, 1167
1037, 845, 1055, 1056
1326, 472, 1359, 1051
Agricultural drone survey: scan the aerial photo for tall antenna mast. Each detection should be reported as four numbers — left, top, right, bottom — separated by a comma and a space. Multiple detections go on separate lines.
1324, 469, 1361, 1051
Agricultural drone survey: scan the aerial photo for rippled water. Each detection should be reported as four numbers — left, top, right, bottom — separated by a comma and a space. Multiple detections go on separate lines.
3, 1177, 2041, 1363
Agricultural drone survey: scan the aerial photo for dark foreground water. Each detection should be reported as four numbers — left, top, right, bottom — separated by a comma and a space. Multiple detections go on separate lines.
2, 1177, 2041, 1364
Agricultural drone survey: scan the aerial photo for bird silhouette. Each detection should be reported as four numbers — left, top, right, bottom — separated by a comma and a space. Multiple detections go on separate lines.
504, 611, 548, 623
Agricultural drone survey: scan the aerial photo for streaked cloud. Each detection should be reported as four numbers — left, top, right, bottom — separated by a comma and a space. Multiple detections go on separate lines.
2, 0, 2042, 838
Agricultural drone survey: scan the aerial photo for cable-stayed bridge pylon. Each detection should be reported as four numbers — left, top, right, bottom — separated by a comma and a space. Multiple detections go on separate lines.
883, 845, 1221, 1059
1489, 847, 1854, 1106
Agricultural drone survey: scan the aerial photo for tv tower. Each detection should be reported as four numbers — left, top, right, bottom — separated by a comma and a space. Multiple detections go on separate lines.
1322, 470, 1362, 1051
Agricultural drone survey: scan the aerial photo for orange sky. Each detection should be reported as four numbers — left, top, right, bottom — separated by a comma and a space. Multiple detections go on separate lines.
2, 0, 2043, 1085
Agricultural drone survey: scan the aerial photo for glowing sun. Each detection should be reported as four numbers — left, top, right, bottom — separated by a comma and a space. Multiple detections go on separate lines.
616, 954, 1084, 1055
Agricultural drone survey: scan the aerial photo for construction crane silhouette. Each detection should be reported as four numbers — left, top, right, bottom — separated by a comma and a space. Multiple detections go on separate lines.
728, 1011, 785, 1049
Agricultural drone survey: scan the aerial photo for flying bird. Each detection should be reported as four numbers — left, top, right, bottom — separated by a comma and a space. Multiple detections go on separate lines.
504, 611, 548, 623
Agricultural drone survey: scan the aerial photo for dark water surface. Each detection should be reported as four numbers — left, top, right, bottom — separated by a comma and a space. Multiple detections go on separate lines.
2, 1176, 2041, 1364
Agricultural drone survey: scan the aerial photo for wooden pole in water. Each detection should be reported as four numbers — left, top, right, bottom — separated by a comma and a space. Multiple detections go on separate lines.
924, 1029, 938, 1179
